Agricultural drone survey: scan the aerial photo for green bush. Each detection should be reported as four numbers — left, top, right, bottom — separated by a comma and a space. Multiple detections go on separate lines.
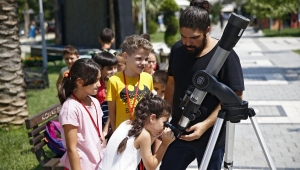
211, 2, 222, 25
160, 0, 179, 12
148, 20, 159, 34
163, 14, 178, 34
164, 31, 177, 47
160, 0, 180, 47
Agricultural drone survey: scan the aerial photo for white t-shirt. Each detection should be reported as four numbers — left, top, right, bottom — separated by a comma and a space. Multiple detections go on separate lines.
99, 120, 141, 170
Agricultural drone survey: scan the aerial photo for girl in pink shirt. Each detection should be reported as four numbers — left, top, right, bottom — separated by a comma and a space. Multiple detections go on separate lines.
58, 58, 105, 170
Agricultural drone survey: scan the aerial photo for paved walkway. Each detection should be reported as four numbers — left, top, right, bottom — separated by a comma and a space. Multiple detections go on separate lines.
182, 23, 300, 170
20, 23, 300, 170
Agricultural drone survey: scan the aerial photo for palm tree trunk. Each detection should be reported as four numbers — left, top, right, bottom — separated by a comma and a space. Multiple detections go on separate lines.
0, 0, 28, 127
109, 0, 115, 48
23, 1, 30, 37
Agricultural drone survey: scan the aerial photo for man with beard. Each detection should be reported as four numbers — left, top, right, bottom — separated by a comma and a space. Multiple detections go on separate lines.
160, 0, 244, 170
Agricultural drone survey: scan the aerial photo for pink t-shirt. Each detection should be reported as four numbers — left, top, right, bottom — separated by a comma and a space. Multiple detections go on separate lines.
59, 97, 103, 170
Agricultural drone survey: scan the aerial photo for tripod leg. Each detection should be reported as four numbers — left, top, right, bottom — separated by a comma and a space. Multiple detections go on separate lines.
223, 121, 235, 170
199, 110, 226, 170
248, 108, 277, 170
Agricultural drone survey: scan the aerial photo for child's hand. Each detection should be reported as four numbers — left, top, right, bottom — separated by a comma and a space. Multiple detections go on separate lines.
161, 127, 175, 146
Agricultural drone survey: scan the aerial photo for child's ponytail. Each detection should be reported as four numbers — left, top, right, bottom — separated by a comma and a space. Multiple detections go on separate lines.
117, 93, 171, 154
57, 58, 101, 104
58, 72, 76, 104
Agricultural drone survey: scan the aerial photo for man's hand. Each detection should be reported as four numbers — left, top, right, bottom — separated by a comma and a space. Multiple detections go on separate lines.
180, 122, 207, 141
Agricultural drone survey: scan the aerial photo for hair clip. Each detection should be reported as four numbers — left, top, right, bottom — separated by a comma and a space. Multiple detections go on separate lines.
64, 70, 69, 78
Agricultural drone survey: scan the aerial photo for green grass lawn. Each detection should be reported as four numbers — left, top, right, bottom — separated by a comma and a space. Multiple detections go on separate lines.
150, 31, 181, 43
293, 50, 300, 55
262, 28, 300, 37
0, 63, 63, 170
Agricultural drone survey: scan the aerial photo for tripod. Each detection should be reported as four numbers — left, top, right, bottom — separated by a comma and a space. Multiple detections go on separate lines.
199, 106, 277, 170
194, 71, 277, 170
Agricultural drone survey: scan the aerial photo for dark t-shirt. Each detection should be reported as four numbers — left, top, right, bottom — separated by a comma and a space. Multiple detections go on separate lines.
168, 40, 245, 148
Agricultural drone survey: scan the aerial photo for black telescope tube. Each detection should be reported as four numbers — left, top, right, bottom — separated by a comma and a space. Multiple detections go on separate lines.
164, 122, 182, 138
219, 13, 250, 51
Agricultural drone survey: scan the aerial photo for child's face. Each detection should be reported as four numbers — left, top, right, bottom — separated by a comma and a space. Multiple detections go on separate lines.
117, 60, 126, 72
153, 82, 166, 99
144, 53, 156, 74
124, 48, 149, 75
63, 54, 78, 69
83, 70, 101, 95
147, 114, 169, 138
101, 65, 118, 81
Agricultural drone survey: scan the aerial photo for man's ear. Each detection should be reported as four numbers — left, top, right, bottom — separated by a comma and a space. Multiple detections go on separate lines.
98, 38, 103, 44
206, 26, 210, 35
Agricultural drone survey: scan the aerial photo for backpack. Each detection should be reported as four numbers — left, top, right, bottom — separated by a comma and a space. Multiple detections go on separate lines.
44, 120, 66, 156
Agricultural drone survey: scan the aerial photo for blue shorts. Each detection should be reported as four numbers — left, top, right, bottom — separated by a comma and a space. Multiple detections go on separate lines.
160, 139, 225, 170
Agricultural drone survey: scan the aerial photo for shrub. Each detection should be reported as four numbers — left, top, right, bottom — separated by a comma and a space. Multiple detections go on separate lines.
160, 0, 179, 47
22, 56, 43, 67
148, 20, 159, 34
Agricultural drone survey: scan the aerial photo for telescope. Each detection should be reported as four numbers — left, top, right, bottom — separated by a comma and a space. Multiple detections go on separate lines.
177, 13, 250, 130
165, 13, 276, 170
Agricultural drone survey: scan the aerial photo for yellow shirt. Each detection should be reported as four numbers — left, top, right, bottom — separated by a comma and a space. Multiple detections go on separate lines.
106, 72, 153, 128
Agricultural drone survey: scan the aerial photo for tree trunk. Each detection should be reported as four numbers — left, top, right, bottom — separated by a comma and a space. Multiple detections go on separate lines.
277, 19, 282, 35
0, 0, 28, 127
109, 0, 115, 49
23, 1, 30, 37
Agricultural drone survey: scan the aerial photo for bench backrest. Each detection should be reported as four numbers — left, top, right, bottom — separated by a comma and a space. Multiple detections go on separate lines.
25, 103, 61, 166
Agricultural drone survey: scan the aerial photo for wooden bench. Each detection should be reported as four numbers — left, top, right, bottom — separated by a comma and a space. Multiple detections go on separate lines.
23, 67, 49, 89
30, 46, 99, 65
30, 46, 64, 66
25, 103, 64, 170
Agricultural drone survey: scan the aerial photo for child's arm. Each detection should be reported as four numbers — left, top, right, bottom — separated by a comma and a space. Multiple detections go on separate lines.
152, 138, 161, 154
63, 124, 82, 170
138, 128, 175, 170
56, 73, 63, 91
107, 101, 116, 131
102, 117, 110, 138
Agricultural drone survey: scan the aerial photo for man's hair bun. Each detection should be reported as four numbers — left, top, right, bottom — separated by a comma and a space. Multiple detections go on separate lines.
190, 0, 212, 13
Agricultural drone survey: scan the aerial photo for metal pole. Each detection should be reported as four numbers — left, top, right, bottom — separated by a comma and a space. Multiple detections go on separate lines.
250, 117, 277, 170
39, 0, 48, 68
142, 0, 147, 34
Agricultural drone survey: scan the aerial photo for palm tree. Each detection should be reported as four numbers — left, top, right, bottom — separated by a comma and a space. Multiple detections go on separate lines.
0, 0, 28, 127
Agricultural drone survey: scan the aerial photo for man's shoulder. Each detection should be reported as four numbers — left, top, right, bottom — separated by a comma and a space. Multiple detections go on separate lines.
172, 40, 184, 51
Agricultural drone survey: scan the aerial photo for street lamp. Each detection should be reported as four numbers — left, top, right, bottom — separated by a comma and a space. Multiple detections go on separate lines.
38, 0, 48, 69
142, 0, 147, 33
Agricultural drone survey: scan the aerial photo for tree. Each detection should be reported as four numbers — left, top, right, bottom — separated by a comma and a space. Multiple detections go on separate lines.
0, 0, 28, 126
160, 0, 179, 47
245, 0, 300, 34
211, 2, 222, 24
132, 0, 163, 32
17, 0, 54, 37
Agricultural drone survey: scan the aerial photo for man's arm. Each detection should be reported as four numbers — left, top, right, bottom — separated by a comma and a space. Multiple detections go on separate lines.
107, 101, 116, 131
180, 91, 243, 141
164, 76, 174, 107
